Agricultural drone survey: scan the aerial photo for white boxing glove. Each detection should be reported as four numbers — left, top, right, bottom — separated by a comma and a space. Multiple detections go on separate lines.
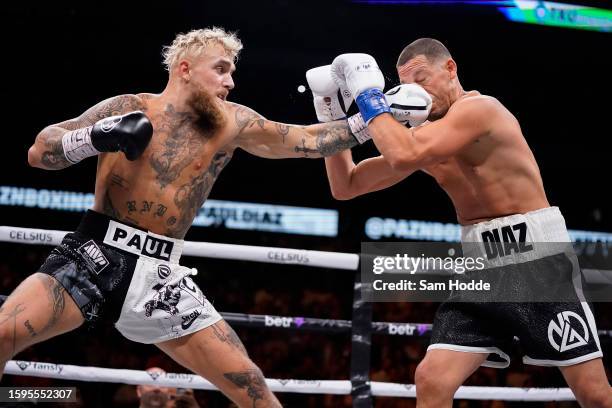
385, 84, 432, 127
331, 53, 390, 124
346, 84, 432, 143
306, 65, 353, 123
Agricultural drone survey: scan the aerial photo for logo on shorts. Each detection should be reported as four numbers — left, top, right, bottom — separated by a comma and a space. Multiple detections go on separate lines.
104, 221, 174, 261
547, 311, 589, 352
157, 264, 171, 280
99, 116, 122, 132
144, 278, 206, 321
145, 283, 182, 317
481, 222, 533, 260
181, 309, 202, 330
77, 240, 109, 275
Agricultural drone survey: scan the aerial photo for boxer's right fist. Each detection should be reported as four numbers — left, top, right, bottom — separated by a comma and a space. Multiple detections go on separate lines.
330, 53, 390, 124
306, 65, 352, 122
62, 111, 153, 163
91, 111, 153, 160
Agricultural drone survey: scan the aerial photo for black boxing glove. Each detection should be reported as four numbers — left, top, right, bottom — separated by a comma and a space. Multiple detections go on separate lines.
61, 111, 153, 163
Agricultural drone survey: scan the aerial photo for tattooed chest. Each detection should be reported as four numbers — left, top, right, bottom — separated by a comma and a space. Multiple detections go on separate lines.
103, 150, 232, 238
148, 123, 209, 189
165, 150, 232, 237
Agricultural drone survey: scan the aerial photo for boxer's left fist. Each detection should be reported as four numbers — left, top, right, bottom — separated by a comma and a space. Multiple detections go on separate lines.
386, 84, 432, 127
331, 53, 390, 124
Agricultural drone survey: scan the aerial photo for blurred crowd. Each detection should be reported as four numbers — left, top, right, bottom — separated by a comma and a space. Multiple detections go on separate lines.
0, 241, 610, 407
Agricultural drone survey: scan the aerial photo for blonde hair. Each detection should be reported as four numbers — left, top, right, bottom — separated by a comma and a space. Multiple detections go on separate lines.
162, 27, 243, 71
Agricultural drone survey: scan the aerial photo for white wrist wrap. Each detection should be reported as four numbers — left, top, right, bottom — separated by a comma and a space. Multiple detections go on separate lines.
61, 126, 99, 164
347, 113, 372, 144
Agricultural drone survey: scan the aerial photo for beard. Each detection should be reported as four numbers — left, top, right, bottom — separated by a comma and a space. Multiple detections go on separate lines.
187, 82, 227, 133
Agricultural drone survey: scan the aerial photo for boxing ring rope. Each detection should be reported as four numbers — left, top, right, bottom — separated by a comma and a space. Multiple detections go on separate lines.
4, 225, 611, 403
3, 361, 577, 401
0, 226, 359, 270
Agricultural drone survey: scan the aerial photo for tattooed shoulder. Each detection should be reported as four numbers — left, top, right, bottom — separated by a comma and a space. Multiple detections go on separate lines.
229, 103, 266, 134
97, 94, 147, 118
55, 94, 147, 131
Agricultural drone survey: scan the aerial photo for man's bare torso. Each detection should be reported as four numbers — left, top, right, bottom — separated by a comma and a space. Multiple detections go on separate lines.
423, 93, 549, 225
93, 94, 238, 238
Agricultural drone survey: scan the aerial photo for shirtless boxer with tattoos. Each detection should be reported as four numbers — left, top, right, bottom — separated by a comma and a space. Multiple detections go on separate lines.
0, 28, 363, 408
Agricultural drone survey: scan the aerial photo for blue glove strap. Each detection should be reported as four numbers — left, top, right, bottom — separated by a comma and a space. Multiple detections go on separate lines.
356, 88, 391, 124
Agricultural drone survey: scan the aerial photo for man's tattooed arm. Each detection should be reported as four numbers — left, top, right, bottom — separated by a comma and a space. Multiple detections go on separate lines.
28, 94, 145, 170
230, 103, 358, 159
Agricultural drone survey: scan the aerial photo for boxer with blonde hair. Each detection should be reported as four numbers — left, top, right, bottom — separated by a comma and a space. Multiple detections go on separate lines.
0, 27, 368, 408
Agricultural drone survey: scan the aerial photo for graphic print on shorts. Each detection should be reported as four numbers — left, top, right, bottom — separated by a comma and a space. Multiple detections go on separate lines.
547, 311, 589, 353
145, 283, 182, 317
143, 273, 212, 334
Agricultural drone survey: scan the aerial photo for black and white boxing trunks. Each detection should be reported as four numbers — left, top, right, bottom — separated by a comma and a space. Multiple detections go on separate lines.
38, 210, 221, 343
429, 207, 602, 367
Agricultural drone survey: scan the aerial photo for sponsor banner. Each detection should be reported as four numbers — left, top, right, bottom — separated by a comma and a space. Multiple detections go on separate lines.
222, 312, 432, 336
0, 186, 94, 212
362, 242, 612, 302
3, 360, 353, 395
10, 361, 64, 375
193, 199, 338, 237
0, 227, 67, 246
0, 186, 338, 237
371, 322, 432, 337
364, 216, 612, 243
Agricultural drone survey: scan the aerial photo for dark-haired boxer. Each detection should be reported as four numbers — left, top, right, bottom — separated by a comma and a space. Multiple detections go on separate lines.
323, 39, 611, 407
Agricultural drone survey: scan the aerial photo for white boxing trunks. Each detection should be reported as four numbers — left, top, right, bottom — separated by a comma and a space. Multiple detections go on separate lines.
38, 210, 222, 344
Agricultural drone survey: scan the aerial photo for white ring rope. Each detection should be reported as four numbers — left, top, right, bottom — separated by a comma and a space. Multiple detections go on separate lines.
3, 361, 576, 401
0, 226, 359, 270
0, 225, 600, 402
2, 226, 608, 281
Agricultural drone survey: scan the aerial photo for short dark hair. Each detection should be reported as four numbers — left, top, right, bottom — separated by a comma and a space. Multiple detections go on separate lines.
396, 38, 452, 68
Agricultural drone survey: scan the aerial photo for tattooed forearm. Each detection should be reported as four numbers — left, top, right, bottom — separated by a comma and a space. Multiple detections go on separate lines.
294, 138, 319, 157
223, 369, 266, 407
211, 321, 248, 356
290, 121, 358, 158
315, 121, 358, 157
35, 95, 145, 170
39, 128, 72, 169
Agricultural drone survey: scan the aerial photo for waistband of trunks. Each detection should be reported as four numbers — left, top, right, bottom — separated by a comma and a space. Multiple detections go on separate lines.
460, 207, 573, 268
77, 210, 184, 263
